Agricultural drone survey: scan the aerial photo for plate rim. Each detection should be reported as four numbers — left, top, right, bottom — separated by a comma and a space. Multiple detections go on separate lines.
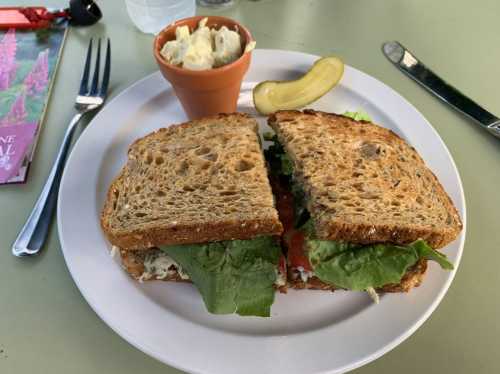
57, 48, 466, 374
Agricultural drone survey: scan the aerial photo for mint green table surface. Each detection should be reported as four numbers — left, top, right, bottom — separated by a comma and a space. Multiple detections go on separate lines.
1, 1, 499, 373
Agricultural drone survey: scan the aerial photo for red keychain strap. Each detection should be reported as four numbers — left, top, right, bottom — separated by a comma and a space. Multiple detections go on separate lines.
0, 7, 67, 29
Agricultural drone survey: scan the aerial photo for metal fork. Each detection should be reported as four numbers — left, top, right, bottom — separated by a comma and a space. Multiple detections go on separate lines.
12, 38, 111, 257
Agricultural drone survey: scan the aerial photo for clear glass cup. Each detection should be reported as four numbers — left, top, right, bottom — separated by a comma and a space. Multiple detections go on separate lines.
125, 0, 196, 34
196, 0, 239, 8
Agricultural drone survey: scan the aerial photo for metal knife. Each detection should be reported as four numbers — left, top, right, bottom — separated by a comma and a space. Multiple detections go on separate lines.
382, 41, 500, 139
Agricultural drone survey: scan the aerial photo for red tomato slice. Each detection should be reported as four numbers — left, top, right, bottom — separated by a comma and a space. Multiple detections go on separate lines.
285, 230, 312, 271
270, 177, 312, 271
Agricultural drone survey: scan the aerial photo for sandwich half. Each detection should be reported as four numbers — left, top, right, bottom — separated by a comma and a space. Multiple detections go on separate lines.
101, 113, 285, 316
265, 110, 462, 297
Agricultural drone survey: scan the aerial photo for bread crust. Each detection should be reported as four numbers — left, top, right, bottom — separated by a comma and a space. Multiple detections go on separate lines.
268, 110, 462, 249
101, 113, 283, 250
104, 217, 283, 250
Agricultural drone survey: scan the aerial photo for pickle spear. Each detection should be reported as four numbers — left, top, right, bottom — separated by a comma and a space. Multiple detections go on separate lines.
253, 56, 344, 115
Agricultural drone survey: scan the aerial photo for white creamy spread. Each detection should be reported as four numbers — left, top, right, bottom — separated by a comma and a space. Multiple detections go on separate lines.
140, 252, 190, 281
160, 17, 255, 70
275, 269, 287, 287
296, 266, 314, 283
212, 25, 242, 67
244, 40, 256, 54
110, 245, 119, 258
366, 287, 380, 304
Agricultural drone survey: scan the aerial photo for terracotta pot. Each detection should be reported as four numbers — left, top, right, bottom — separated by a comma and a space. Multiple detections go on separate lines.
153, 16, 253, 120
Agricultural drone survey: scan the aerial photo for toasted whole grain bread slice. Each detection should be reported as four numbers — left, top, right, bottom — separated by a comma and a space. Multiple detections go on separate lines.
268, 110, 462, 248
101, 113, 283, 250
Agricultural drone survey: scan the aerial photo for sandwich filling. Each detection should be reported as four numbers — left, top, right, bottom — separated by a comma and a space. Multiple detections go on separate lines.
118, 240, 287, 316
141, 251, 190, 282
138, 251, 286, 287
158, 236, 286, 317
264, 112, 454, 294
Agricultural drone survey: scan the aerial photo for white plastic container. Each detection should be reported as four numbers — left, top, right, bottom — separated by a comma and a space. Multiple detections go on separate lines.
125, 0, 196, 35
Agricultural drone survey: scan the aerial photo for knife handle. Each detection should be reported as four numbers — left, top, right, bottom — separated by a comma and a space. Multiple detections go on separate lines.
383, 41, 500, 138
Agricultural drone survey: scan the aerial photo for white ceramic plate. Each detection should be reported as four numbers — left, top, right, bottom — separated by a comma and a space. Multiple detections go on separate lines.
58, 49, 466, 374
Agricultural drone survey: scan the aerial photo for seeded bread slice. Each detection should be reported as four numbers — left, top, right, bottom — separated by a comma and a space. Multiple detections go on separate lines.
268, 110, 462, 248
101, 113, 283, 250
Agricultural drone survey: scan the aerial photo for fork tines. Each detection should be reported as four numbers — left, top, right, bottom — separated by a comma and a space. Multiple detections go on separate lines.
79, 38, 111, 98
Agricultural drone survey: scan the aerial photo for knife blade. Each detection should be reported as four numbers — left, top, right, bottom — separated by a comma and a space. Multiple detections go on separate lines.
382, 41, 500, 139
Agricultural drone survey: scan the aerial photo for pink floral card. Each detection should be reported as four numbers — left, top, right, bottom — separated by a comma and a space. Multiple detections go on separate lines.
0, 23, 67, 184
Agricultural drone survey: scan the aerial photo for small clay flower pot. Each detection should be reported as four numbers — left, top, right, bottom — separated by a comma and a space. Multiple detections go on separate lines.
153, 16, 253, 120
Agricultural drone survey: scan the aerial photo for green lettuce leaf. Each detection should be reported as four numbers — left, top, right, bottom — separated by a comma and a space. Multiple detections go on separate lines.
290, 182, 310, 227
280, 154, 294, 176
264, 134, 293, 178
343, 110, 372, 122
264, 134, 309, 226
412, 239, 454, 270
298, 218, 316, 236
307, 239, 453, 290
160, 237, 281, 317
263, 131, 275, 141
